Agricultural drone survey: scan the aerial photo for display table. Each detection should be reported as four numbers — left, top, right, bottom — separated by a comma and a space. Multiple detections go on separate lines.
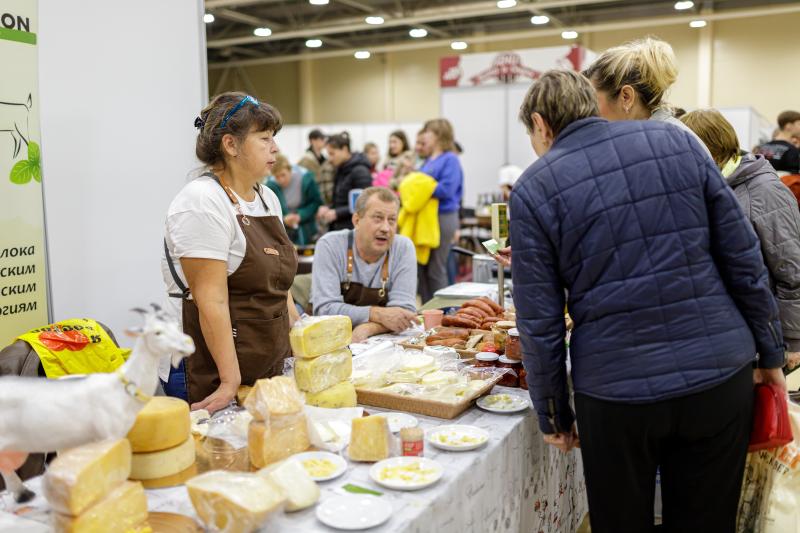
0, 332, 588, 532
0, 392, 586, 532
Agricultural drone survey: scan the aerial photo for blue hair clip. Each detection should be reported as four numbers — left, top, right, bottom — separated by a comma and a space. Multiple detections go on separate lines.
219, 95, 260, 128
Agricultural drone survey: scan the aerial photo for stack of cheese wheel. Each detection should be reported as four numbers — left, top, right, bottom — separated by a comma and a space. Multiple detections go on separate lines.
43, 439, 151, 532
126, 396, 197, 489
244, 376, 311, 469
290, 315, 357, 408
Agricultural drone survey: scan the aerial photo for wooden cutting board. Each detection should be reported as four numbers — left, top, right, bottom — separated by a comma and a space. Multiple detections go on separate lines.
148, 512, 202, 533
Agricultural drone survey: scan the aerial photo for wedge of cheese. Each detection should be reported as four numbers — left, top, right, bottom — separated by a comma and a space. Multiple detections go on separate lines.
304, 381, 357, 409
186, 471, 285, 533
294, 348, 353, 393
53, 481, 148, 533
249, 415, 310, 468
130, 436, 195, 481
290, 315, 352, 359
244, 376, 305, 421
259, 459, 320, 512
348, 415, 391, 462
44, 439, 132, 516
126, 396, 190, 453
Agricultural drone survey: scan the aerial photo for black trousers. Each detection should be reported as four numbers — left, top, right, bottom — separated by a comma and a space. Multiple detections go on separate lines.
575, 364, 753, 533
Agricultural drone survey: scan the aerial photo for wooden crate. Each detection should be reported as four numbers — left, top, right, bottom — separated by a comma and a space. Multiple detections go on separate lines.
356, 374, 501, 419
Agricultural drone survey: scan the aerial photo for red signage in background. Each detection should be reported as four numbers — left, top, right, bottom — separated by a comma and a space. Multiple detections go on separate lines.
440, 56, 461, 87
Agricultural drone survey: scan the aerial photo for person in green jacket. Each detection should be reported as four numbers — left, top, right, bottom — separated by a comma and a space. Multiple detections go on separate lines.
266, 154, 323, 245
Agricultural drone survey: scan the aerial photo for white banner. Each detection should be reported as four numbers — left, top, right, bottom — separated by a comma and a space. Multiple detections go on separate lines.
440, 45, 596, 88
0, 1, 50, 343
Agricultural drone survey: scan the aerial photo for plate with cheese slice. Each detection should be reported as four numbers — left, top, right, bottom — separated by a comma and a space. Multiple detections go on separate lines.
293, 451, 348, 482
427, 425, 490, 451
476, 393, 530, 414
369, 457, 443, 491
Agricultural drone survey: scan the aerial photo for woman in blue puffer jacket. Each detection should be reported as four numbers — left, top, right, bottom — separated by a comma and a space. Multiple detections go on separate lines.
510, 69, 786, 533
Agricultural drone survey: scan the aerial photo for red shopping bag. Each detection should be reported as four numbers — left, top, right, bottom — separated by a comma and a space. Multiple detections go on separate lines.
749, 383, 793, 452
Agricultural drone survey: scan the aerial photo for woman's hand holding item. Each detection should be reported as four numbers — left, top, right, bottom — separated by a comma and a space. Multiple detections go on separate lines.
543, 424, 580, 453
493, 246, 512, 267
0, 451, 27, 473
754, 367, 787, 393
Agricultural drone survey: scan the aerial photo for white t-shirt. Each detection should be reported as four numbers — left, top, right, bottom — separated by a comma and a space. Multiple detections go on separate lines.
159, 175, 283, 380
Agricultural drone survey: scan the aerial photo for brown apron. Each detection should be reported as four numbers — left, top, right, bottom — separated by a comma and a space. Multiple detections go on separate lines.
166, 173, 297, 404
340, 230, 391, 307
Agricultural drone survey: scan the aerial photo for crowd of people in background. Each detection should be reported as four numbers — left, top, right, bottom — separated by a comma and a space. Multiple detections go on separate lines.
264, 118, 466, 303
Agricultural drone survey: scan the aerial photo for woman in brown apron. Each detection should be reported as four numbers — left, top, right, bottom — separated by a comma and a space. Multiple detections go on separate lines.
163, 92, 298, 412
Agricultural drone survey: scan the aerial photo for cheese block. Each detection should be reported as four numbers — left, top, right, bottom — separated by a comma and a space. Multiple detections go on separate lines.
420, 370, 459, 386
295, 348, 353, 394
348, 415, 391, 462
130, 436, 195, 481
127, 396, 191, 453
249, 416, 310, 468
259, 459, 320, 512
53, 481, 148, 533
304, 381, 357, 409
186, 471, 285, 533
244, 376, 304, 421
140, 463, 197, 490
289, 315, 352, 358
44, 439, 132, 516
387, 354, 438, 383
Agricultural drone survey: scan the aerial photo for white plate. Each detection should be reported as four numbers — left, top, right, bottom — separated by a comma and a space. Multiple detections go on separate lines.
377, 412, 419, 433
427, 425, 490, 451
476, 393, 530, 414
316, 494, 392, 530
293, 451, 348, 482
369, 457, 443, 491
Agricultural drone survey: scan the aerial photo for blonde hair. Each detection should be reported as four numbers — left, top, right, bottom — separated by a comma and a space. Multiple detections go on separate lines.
272, 153, 291, 174
583, 37, 678, 112
680, 109, 740, 168
423, 118, 456, 152
518, 69, 599, 137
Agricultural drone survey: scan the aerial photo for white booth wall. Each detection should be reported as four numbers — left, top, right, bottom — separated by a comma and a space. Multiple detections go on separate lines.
39, 0, 207, 341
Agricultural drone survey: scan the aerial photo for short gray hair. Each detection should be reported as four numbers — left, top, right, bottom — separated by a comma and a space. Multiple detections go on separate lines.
355, 186, 399, 216
518, 69, 599, 138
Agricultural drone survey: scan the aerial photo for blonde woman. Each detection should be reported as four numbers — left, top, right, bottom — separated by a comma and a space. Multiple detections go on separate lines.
511, 70, 785, 532
583, 37, 709, 154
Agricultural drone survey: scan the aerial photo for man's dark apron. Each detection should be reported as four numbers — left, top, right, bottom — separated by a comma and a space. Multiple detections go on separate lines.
165, 174, 297, 404
340, 230, 390, 307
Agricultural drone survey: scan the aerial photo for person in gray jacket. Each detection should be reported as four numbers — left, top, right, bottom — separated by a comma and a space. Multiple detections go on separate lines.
682, 108, 800, 370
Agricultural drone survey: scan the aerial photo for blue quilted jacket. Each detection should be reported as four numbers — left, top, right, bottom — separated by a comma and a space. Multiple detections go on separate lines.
510, 117, 785, 434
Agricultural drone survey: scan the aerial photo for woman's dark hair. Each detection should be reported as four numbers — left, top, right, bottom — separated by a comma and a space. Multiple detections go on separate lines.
388, 130, 410, 157
326, 131, 351, 151
195, 91, 282, 167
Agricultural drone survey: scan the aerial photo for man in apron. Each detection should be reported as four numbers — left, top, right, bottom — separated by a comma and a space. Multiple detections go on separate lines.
310, 187, 418, 343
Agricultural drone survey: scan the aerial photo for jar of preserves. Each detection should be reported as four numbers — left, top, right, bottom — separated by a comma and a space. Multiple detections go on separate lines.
400, 427, 424, 457
492, 321, 516, 352
497, 355, 522, 387
505, 328, 521, 360
475, 352, 499, 368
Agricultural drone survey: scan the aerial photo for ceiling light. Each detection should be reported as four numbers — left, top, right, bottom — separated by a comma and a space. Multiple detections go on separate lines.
674, 1, 694, 9
306, 39, 323, 48
354, 50, 371, 59
561, 30, 578, 39
409, 28, 428, 38
689, 19, 707, 28
309, 0, 329, 4
497, 0, 517, 8
451, 41, 468, 50
365, 16, 384, 25
203, 13, 215, 23
253, 27, 272, 37
530, 15, 550, 25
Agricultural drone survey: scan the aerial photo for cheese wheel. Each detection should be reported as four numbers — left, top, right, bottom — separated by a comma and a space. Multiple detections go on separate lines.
130, 436, 195, 481
140, 463, 198, 490
127, 396, 190, 453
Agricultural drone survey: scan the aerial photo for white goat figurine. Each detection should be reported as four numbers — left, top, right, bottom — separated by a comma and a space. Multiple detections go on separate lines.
0, 305, 194, 453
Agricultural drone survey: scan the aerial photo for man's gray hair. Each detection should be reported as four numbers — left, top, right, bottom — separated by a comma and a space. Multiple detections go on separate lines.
355, 186, 400, 216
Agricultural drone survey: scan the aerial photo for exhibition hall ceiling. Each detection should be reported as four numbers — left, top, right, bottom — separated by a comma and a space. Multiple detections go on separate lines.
204, 0, 800, 66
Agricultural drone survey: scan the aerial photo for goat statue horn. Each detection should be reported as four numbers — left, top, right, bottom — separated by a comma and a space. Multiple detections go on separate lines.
150, 303, 162, 312
131, 307, 148, 315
